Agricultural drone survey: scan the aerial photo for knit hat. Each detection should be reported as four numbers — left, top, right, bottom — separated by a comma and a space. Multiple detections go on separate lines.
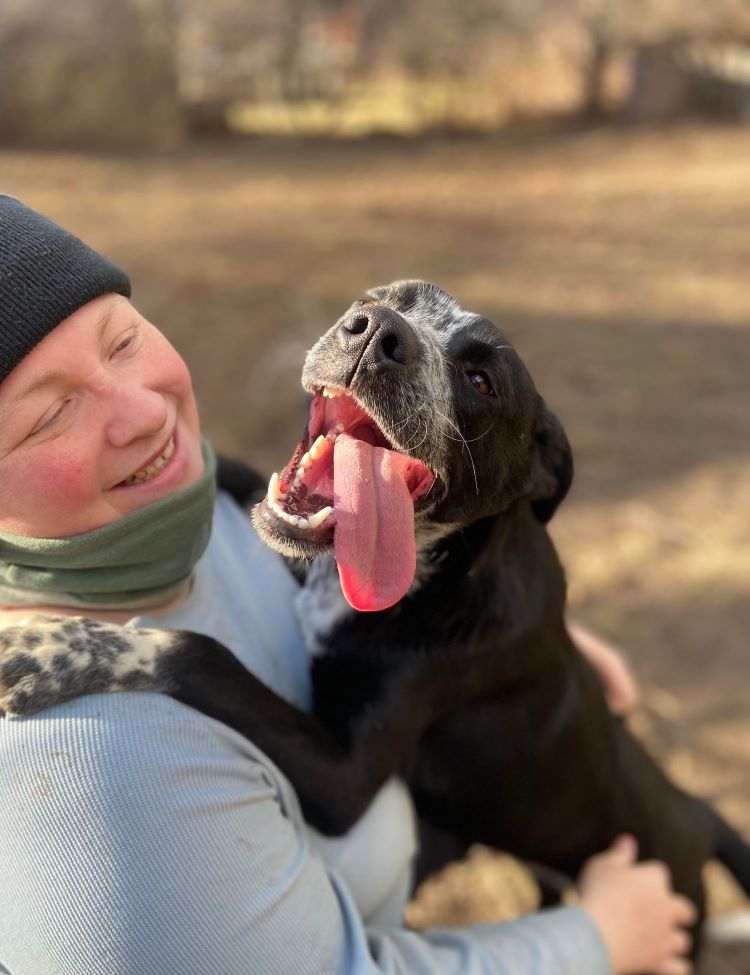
0, 196, 131, 383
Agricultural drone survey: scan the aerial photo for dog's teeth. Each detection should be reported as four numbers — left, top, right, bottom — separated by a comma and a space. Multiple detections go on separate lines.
296, 517, 310, 529
323, 386, 344, 398
326, 422, 345, 442
307, 506, 333, 529
309, 435, 329, 460
299, 452, 311, 469
268, 472, 282, 502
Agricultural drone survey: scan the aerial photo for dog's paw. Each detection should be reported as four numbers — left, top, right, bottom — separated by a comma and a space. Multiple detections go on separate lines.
0, 614, 177, 717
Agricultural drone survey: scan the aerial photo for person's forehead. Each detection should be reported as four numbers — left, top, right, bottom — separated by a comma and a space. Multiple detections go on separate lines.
0, 293, 129, 405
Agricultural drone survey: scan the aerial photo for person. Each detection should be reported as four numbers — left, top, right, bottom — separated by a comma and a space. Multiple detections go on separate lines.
0, 196, 696, 975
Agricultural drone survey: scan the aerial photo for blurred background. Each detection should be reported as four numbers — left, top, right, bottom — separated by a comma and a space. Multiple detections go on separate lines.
1, 1, 749, 968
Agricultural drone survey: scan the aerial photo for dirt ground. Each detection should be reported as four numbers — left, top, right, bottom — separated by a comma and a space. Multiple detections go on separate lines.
2, 123, 748, 971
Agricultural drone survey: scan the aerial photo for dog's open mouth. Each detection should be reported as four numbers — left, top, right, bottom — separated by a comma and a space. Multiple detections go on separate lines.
256, 386, 435, 612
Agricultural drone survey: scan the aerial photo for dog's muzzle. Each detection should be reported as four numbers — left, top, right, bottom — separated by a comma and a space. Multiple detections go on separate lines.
335, 303, 419, 381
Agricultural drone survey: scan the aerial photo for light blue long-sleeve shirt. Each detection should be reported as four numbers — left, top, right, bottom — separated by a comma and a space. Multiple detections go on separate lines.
0, 492, 612, 975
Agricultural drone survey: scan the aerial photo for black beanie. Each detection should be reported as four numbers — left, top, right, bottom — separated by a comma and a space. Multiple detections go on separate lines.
0, 196, 131, 383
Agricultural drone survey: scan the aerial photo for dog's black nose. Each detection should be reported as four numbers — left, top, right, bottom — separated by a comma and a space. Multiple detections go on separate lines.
337, 304, 418, 370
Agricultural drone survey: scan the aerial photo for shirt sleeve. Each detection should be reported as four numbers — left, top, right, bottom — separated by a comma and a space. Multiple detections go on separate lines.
0, 693, 612, 975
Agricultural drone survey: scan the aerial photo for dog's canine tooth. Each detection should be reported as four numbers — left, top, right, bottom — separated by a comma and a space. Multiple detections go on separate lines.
268, 472, 282, 502
307, 506, 333, 529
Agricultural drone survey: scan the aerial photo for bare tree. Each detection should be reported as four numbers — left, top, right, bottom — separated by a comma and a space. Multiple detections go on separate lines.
0, 0, 183, 147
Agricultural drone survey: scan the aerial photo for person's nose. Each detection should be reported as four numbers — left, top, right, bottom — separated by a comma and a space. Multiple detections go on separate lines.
104, 383, 170, 448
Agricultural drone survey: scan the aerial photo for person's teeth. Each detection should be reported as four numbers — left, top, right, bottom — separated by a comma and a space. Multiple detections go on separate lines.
307, 506, 333, 529
123, 436, 175, 485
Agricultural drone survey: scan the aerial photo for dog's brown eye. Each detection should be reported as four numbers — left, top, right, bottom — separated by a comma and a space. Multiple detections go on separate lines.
467, 371, 495, 397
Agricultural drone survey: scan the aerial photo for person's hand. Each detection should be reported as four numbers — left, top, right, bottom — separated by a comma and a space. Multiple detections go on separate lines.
579, 835, 698, 975
569, 623, 639, 716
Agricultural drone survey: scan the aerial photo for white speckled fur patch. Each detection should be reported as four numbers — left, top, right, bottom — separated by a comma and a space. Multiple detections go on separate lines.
0, 614, 178, 716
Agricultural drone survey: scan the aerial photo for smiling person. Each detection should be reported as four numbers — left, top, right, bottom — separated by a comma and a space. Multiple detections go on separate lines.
0, 196, 695, 975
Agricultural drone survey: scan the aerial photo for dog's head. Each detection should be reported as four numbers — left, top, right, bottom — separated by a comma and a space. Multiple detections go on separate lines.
253, 281, 572, 611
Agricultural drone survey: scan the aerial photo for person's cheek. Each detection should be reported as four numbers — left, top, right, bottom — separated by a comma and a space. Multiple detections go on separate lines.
28, 451, 97, 513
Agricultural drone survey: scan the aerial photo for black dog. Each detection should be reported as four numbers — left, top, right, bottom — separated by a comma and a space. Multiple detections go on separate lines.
1, 281, 748, 951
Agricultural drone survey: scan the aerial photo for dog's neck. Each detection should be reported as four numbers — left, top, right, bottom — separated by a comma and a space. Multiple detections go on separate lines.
299, 500, 567, 666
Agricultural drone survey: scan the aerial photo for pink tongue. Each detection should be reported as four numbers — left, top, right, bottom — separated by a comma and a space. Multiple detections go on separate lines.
333, 433, 429, 612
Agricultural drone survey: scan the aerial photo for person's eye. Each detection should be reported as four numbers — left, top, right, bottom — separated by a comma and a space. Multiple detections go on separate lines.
466, 371, 495, 397
30, 399, 70, 436
109, 326, 141, 358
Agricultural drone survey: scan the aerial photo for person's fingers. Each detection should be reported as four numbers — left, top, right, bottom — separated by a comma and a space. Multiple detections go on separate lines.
598, 649, 638, 715
671, 894, 699, 927
568, 623, 640, 716
653, 957, 693, 975
608, 833, 638, 863
639, 859, 672, 888
668, 927, 693, 957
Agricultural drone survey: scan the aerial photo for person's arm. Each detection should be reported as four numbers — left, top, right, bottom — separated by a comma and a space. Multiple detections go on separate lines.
0, 691, 612, 975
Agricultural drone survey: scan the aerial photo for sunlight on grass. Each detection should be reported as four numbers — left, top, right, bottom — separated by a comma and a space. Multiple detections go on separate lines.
228, 79, 513, 136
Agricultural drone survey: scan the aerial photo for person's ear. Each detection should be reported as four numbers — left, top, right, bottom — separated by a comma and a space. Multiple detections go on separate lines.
526, 398, 573, 523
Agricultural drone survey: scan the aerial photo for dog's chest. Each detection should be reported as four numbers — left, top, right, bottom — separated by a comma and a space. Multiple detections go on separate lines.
294, 556, 352, 660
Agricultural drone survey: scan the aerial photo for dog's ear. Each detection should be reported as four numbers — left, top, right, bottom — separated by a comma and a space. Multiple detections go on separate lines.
526, 399, 573, 523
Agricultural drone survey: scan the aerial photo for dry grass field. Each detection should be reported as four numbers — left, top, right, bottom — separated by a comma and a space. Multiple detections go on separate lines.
2, 123, 748, 970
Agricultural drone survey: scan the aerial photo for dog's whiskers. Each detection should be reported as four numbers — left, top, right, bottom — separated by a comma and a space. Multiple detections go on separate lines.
392, 402, 427, 433
401, 415, 433, 455
432, 406, 480, 497
463, 424, 495, 444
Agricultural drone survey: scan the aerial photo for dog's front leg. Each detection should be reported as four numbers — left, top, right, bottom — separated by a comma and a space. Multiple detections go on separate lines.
0, 616, 420, 836
169, 633, 447, 834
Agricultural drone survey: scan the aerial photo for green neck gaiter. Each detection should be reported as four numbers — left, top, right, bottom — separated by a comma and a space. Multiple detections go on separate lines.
0, 439, 217, 610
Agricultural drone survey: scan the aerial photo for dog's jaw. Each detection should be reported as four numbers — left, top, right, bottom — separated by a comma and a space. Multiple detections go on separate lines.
253, 279, 570, 610
256, 382, 437, 610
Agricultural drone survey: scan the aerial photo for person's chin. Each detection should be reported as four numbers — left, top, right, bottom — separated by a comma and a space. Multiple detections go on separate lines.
110, 425, 204, 511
